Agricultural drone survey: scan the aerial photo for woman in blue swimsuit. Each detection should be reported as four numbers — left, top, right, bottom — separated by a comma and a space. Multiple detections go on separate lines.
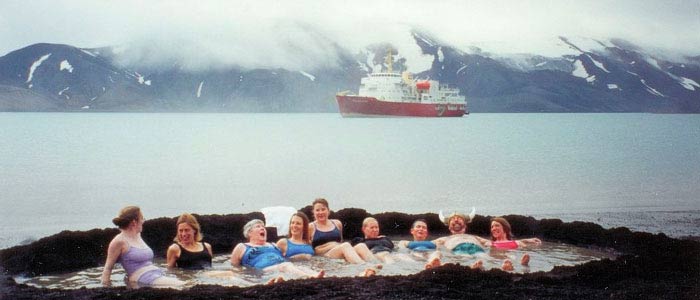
231, 219, 324, 280
276, 212, 315, 260
101, 206, 184, 288
307, 198, 375, 264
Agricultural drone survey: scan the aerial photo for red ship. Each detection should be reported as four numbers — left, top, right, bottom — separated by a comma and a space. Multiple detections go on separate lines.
336, 52, 467, 117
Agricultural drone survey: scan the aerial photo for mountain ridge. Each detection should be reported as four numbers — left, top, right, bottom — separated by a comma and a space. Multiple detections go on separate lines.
1, 31, 698, 113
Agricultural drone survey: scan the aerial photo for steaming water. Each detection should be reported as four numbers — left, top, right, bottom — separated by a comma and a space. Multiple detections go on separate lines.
1, 112, 699, 250
15, 240, 615, 289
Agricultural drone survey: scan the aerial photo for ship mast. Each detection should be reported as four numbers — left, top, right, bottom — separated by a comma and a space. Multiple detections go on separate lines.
386, 48, 393, 74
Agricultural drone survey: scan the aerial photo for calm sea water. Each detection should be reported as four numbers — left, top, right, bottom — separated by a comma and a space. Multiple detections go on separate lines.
1, 113, 699, 249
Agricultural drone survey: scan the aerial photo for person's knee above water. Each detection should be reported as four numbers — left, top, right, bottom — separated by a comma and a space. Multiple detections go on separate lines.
308, 198, 373, 263
231, 219, 324, 279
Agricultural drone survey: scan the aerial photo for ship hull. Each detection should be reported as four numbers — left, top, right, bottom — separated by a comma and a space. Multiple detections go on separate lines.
336, 95, 467, 117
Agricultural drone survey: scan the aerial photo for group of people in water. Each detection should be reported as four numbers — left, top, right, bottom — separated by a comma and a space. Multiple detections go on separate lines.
101, 198, 541, 288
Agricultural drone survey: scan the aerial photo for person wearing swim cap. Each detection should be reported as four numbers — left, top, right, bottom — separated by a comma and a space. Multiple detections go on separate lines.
433, 213, 491, 269
230, 219, 324, 283
397, 219, 443, 269
490, 217, 541, 271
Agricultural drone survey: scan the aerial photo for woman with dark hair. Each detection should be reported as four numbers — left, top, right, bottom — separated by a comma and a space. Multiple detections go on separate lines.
166, 213, 213, 269
276, 212, 315, 260
490, 217, 542, 270
101, 206, 184, 287
308, 198, 376, 264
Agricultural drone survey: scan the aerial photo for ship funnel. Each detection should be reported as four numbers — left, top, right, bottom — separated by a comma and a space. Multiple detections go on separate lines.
402, 72, 413, 84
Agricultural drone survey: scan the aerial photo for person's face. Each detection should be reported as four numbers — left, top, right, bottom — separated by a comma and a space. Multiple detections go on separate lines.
289, 216, 304, 237
491, 221, 507, 240
362, 221, 380, 239
248, 223, 267, 242
178, 223, 195, 244
313, 204, 329, 221
410, 221, 429, 241
448, 216, 466, 234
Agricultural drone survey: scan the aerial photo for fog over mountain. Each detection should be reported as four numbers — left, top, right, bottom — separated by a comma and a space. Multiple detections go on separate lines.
1, 0, 698, 70
1, 1, 698, 113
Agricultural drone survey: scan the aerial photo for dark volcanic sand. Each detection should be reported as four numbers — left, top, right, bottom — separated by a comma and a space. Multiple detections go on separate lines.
1, 208, 699, 299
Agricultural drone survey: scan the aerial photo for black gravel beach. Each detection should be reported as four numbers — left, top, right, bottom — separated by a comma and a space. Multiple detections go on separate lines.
1, 208, 698, 299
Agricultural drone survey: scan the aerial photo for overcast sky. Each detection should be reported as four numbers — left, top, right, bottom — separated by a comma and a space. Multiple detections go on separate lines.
1, 0, 698, 69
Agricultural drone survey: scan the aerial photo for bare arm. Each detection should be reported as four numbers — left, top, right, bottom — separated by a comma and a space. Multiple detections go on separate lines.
276, 239, 288, 257
166, 244, 180, 268
332, 219, 344, 240
100, 238, 124, 286
230, 243, 245, 266
473, 235, 492, 247
516, 237, 542, 248
204, 242, 213, 256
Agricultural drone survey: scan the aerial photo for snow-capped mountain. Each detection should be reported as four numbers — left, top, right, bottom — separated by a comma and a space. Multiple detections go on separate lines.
0, 31, 698, 113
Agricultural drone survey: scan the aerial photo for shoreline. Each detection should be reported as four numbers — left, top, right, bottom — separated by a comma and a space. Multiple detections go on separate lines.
1, 208, 699, 299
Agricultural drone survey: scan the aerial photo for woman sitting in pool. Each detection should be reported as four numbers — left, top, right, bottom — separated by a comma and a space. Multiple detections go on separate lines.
276, 212, 315, 260
101, 206, 184, 288
231, 219, 324, 282
490, 217, 542, 271
166, 213, 213, 270
308, 198, 375, 264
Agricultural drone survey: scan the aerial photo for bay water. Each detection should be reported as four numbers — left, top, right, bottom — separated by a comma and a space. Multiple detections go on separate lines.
1, 112, 698, 249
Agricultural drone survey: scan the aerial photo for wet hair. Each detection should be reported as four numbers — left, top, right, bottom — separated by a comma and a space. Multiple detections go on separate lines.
312, 198, 329, 209
411, 219, 428, 229
491, 217, 513, 241
243, 219, 265, 239
288, 212, 311, 244
112, 206, 142, 229
174, 213, 203, 243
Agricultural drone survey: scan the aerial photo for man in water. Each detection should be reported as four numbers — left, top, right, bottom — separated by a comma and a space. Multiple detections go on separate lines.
433, 213, 491, 269
398, 219, 442, 269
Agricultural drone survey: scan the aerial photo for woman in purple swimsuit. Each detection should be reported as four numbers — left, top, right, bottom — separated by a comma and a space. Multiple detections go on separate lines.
101, 206, 184, 287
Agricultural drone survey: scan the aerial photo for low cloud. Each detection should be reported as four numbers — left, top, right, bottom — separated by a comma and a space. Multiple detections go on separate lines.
2, 0, 698, 70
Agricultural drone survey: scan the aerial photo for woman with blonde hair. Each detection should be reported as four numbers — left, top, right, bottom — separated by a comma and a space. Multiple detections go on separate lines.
167, 213, 213, 269
101, 206, 184, 287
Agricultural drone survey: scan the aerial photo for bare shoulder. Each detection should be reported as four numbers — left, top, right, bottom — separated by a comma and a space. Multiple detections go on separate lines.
331, 219, 343, 229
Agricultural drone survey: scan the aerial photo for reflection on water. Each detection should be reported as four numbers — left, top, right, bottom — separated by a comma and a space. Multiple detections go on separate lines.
15, 241, 616, 289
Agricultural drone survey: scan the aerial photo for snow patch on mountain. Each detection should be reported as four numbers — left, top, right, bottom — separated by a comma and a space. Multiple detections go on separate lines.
641, 79, 666, 97
59, 60, 74, 73
299, 71, 315, 81
26, 53, 51, 84
572, 60, 589, 79
196, 81, 204, 98
679, 77, 699, 91
58, 87, 69, 99
80, 49, 97, 57
586, 54, 610, 73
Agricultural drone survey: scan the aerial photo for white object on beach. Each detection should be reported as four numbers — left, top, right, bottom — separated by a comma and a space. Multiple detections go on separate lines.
260, 206, 297, 236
